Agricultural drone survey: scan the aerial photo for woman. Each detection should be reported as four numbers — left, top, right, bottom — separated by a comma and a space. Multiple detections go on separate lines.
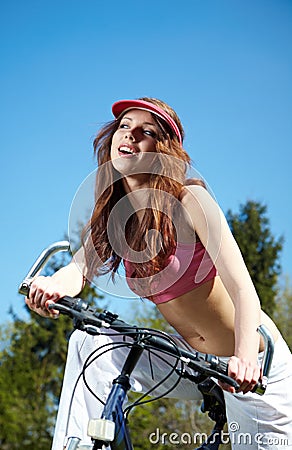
27, 98, 292, 449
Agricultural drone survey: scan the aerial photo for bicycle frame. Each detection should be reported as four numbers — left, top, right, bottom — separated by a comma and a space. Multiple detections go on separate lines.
19, 242, 275, 450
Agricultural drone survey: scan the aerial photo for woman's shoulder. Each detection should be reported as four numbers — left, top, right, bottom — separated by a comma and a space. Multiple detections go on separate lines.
179, 182, 223, 232
176, 184, 209, 234
179, 182, 210, 205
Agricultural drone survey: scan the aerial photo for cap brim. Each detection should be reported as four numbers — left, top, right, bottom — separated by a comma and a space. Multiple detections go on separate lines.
112, 100, 161, 119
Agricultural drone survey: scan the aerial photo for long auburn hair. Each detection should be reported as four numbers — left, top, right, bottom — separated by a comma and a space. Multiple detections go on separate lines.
81, 97, 205, 284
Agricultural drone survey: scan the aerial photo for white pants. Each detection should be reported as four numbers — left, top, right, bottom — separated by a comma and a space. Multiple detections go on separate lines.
51, 330, 292, 450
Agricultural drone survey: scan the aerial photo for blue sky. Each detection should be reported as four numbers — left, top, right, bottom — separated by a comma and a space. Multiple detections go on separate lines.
1, 0, 291, 323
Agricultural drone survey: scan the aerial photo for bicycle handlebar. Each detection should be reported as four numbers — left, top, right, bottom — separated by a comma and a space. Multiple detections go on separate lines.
18, 240, 70, 296
18, 241, 275, 396
48, 296, 238, 389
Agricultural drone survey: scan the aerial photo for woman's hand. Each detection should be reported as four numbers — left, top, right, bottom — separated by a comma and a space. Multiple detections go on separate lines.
25, 276, 65, 318
220, 356, 261, 394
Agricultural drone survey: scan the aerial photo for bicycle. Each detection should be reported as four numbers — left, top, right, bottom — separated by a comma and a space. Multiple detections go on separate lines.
19, 241, 275, 450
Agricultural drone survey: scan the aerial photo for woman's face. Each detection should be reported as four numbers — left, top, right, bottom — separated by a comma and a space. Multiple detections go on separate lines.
110, 109, 160, 178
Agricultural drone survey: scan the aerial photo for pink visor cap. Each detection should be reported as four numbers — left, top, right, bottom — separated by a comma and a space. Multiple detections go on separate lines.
112, 99, 183, 146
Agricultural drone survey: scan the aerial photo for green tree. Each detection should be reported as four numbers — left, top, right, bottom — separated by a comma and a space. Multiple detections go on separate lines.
0, 250, 102, 450
226, 201, 283, 316
273, 277, 292, 350
0, 313, 71, 449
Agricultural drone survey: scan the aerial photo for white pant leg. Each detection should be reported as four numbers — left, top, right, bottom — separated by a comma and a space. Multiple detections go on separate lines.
224, 334, 292, 450
51, 329, 203, 449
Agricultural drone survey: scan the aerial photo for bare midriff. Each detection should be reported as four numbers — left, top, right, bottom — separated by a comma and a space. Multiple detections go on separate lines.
157, 276, 279, 356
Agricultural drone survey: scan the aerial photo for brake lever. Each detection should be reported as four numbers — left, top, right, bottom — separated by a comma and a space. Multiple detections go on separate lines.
48, 302, 77, 318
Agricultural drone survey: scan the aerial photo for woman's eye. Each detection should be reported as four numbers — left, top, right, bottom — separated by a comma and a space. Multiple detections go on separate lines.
118, 123, 156, 137
144, 129, 156, 137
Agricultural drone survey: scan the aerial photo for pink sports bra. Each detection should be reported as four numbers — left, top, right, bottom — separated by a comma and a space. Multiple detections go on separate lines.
123, 240, 218, 304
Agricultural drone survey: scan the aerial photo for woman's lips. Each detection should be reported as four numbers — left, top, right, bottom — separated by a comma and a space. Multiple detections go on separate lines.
118, 144, 139, 157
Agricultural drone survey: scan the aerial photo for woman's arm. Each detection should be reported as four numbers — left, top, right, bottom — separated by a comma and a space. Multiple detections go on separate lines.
182, 185, 261, 393
26, 247, 86, 318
